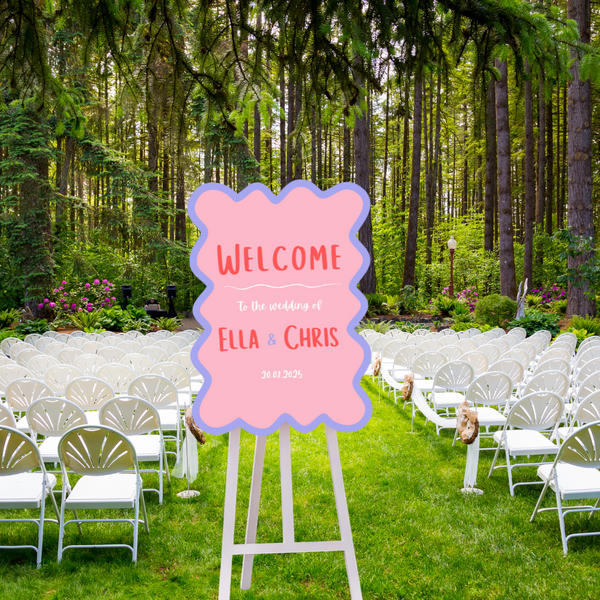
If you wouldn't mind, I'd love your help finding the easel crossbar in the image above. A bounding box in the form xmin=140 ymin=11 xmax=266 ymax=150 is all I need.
xmin=232 ymin=540 xmax=345 ymax=555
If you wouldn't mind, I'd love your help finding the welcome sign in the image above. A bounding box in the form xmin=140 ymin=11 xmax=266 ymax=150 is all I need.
xmin=188 ymin=181 xmax=372 ymax=435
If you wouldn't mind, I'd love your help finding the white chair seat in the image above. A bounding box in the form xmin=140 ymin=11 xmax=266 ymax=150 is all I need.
xmin=433 ymin=392 xmax=464 ymax=408
xmin=64 ymin=473 xmax=139 ymax=509
xmin=556 ymin=426 xmax=583 ymax=440
xmin=157 ymin=409 xmax=180 ymax=430
xmin=0 ymin=473 xmax=57 ymax=508
xmin=493 ymin=430 xmax=558 ymax=456
xmin=475 ymin=407 xmax=506 ymax=427
xmin=538 ymin=463 xmax=600 ymax=500
xmin=84 ymin=411 xmax=100 ymax=425
xmin=38 ymin=437 xmax=61 ymax=462
xmin=415 ymin=380 xmax=435 ymax=393
xmin=129 ymin=435 xmax=161 ymax=461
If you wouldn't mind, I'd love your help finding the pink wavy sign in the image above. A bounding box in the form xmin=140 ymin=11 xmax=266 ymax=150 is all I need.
xmin=188 ymin=181 xmax=371 ymax=435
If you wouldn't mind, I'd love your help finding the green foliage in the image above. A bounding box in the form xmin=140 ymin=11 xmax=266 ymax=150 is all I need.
xmin=393 ymin=321 xmax=430 ymax=333
xmin=526 ymin=294 xmax=543 ymax=309
xmin=123 ymin=319 xmax=154 ymax=334
xmin=570 ymin=316 xmax=600 ymax=337
xmin=13 ymin=319 xmax=50 ymax=335
xmin=450 ymin=304 xmax=473 ymax=323
xmin=69 ymin=310 xmax=103 ymax=330
xmin=395 ymin=286 xmax=422 ymax=315
xmin=508 ymin=310 xmax=561 ymax=337
xmin=155 ymin=317 xmax=181 ymax=332
xmin=365 ymin=293 xmax=389 ymax=317
xmin=433 ymin=295 xmax=457 ymax=317
xmin=355 ymin=320 xmax=396 ymax=334
xmin=0 ymin=329 xmax=23 ymax=342
xmin=0 ymin=308 xmax=20 ymax=329
xmin=567 ymin=328 xmax=594 ymax=349
xmin=554 ymin=229 xmax=600 ymax=300
xmin=450 ymin=322 xmax=493 ymax=332
xmin=475 ymin=295 xmax=517 ymax=328
xmin=552 ymin=300 xmax=567 ymax=315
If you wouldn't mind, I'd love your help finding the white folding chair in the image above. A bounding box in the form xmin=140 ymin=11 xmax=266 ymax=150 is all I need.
xmin=0 ymin=403 xmax=17 ymax=428
xmin=0 ymin=426 xmax=59 ymax=567
xmin=139 ymin=346 xmax=169 ymax=364
xmin=151 ymin=361 xmax=194 ymax=407
xmin=15 ymin=348 xmax=43 ymax=368
xmin=478 ymin=344 xmax=501 ymax=365
xmin=73 ymin=353 xmax=108 ymax=376
xmin=80 ymin=341 xmax=104 ymax=355
xmin=117 ymin=340 xmax=142 ymax=354
xmin=531 ymin=421 xmax=600 ymax=554
xmin=120 ymin=353 xmax=154 ymax=375
xmin=58 ymin=347 xmax=85 ymax=366
xmin=65 ymin=377 xmax=115 ymax=417
xmin=1 ymin=336 xmax=22 ymax=357
xmin=509 ymin=327 xmax=527 ymax=342
xmin=27 ymin=355 xmax=60 ymax=379
xmin=44 ymin=364 xmax=85 ymax=396
xmin=455 ymin=338 xmax=476 ymax=353
xmin=460 ymin=351 xmax=489 ymax=376
xmin=24 ymin=333 xmax=43 ymax=346
xmin=97 ymin=346 xmax=126 ymax=364
xmin=0 ymin=365 xmax=34 ymax=395
xmin=489 ymin=391 xmax=563 ymax=496
xmin=430 ymin=361 xmax=475 ymax=432
xmin=438 ymin=345 xmax=462 ymax=362
xmin=154 ymin=340 xmax=179 ymax=358
xmin=100 ymin=396 xmax=171 ymax=503
xmin=66 ymin=337 xmax=88 ymax=350
xmin=57 ymin=425 xmax=149 ymax=562
xmin=96 ymin=363 xmax=137 ymax=393
xmin=44 ymin=342 xmax=68 ymax=360
xmin=392 ymin=346 xmax=423 ymax=381
xmin=556 ymin=390 xmax=600 ymax=441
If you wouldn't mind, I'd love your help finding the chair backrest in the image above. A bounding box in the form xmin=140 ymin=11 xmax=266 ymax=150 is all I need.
xmin=0 ymin=365 xmax=34 ymax=392
xmin=381 ymin=340 xmax=405 ymax=362
xmin=412 ymin=329 xmax=429 ymax=337
xmin=489 ymin=358 xmax=524 ymax=387
xmin=438 ymin=345 xmax=462 ymax=363
xmin=509 ymin=327 xmax=527 ymax=342
xmin=81 ymin=341 xmax=104 ymax=355
xmin=514 ymin=341 xmax=536 ymax=364
xmin=58 ymin=347 xmax=85 ymax=365
xmin=128 ymin=374 xmax=179 ymax=408
xmin=0 ymin=355 xmax=15 ymax=367
xmin=24 ymin=333 xmax=43 ymax=346
xmin=174 ymin=332 xmax=195 ymax=344
xmin=538 ymin=347 xmax=571 ymax=365
xmin=27 ymin=397 xmax=87 ymax=437
xmin=467 ymin=328 xmax=481 ymax=337
xmin=433 ymin=361 xmax=475 ymax=391
xmin=577 ymin=372 xmax=600 ymax=402
xmin=419 ymin=340 xmax=442 ymax=352
xmin=523 ymin=371 xmax=570 ymax=400
xmin=15 ymin=348 xmax=43 ymax=367
xmin=1 ymin=336 xmax=22 ymax=357
xmin=527 ymin=336 xmax=544 ymax=356
xmin=58 ymin=425 xmax=137 ymax=475
xmin=532 ymin=358 xmax=571 ymax=380
xmin=576 ymin=345 xmax=600 ymax=368
xmin=554 ymin=421 xmax=600 ymax=469
xmin=151 ymin=361 xmax=192 ymax=390
xmin=460 ymin=351 xmax=489 ymax=376
xmin=579 ymin=336 xmax=600 ymax=353
xmin=0 ymin=426 xmax=43 ymax=474
xmin=10 ymin=342 xmax=33 ymax=359
xmin=97 ymin=345 xmax=126 ymax=364
xmin=102 ymin=336 xmax=123 ymax=347
xmin=139 ymin=346 xmax=169 ymax=364
xmin=96 ymin=363 xmax=137 ymax=393
xmin=477 ymin=344 xmax=500 ymax=364
xmin=117 ymin=339 xmax=143 ymax=354
xmin=455 ymin=338 xmax=476 ymax=353
xmin=506 ymin=391 xmax=564 ymax=431
xmin=533 ymin=329 xmax=552 ymax=346
xmin=365 ymin=333 xmax=381 ymax=346
xmin=502 ymin=334 xmax=519 ymax=349
xmin=465 ymin=372 xmax=512 ymax=406
xmin=54 ymin=333 xmax=70 ymax=344
xmin=574 ymin=359 xmax=600 ymax=386
xmin=100 ymin=396 xmax=161 ymax=435
xmin=393 ymin=346 xmax=423 ymax=371
xmin=502 ymin=348 xmax=531 ymax=369
xmin=44 ymin=364 xmax=85 ymax=395
xmin=126 ymin=330 xmax=143 ymax=339
xmin=572 ymin=391 xmax=600 ymax=425
xmin=65 ymin=377 xmax=115 ymax=410
xmin=391 ymin=331 xmax=410 ymax=341
xmin=26 ymin=354 xmax=60 ymax=378
xmin=84 ymin=332 xmax=103 ymax=342
xmin=70 ymin=330 xmax=87 ymax=338
xmin=73 ymin=353 xmax=108 ymax=376
xmin=67 ymin=336 xmax=88 ymax=350
xmin=411 ymin=351 xmax=447 ymax=379
xmin=0 ymin=403 xmax=17 ymax=428
xmin=154 ymin=340 xmax=179 ymax=357
xmin=34 ymin=337 xmax=55 ymax=353
xmin=5 ymin=378 xmax=54 ymax=411
xmin=120 ymin=353 xmax=154 ymax=375
xmin=470 ymin=335 xmax=488 ymax=348
xmin=136 ymin=336 xmax=156 ymax=348
xmin=554 ymin=332 xmax=577 ymax=352
xmin=44 ymin=342 xmax=67 ymax=359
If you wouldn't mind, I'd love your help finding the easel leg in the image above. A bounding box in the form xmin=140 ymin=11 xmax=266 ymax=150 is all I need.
xmin=279 ymin=422 xmax=295 ymax=543
xmin=240 ymin=435 xmax=267 ymax=590
xmin=325 ymin=425 xmax=363 ymax=600
xmin=219 ymin=427 xmax=241 ymax=600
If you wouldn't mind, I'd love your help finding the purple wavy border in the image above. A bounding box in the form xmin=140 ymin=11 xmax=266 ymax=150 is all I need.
xmin=187 ymin=180 xmax=372 ymax=435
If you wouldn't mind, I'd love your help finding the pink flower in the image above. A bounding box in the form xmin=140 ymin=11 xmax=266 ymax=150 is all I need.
xmin=107 ymin=303 xmax=112 ymax=308
xmin=63 ymin=292 xmax=67 ymax=296
xmin=58 ymin=286 xmax=63 ymax=291
xmin=53 ymin=288 xmax=58 ymax=293
xmin=43 ymin=298 xmax=49 ymax=303
xmin=85 ymin=283 xmax=90 ymax=288
xmin=86 ymin=303 xmax=92 ymax=308
xmin=38 ymin=303 xmax=43 ymax=308
xmin=104 ymin=286 xmax=110 ymax=292
xmin=71 ymin=304 xmax=76 ymax=309
xmin=94 ymin=279 xmax=100 ymax=284
xmin=62 ymin=280 xmax=67 ymax=285
xmin=87 ymin=307 xmax=93 ymax=312
xmin=49 ymin=302 xmax=55 ymax=308
xmin=102 ymin=279 xmax=108 ymax=284
xmin=82 ymin=297 xmax=88 ymax=302
xmin=78 ymin=308 xmax=83 ymax=312
xmin=111 ymin=296 xmax=116 ymax=301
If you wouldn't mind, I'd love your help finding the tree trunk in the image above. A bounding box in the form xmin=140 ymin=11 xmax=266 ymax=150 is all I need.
xmin=401 ymin=78 xmax=410 ymax=219
xmin=403 ymin=74 xmax=422 ymax=288
xmin=354 ymin=59 xmax=376 ymax=294
xmin=279 ymin=60 xmax=286 ymax=190
xmin=536 ymin=77 xmax=545 ymax=228
xmin=293 ymin=72 xmax=302 ymax=180
xmin=495 ymin=60 xmax=517 ymax=299
xmin=382 ymin=71 xmax=390 ymax=199
xmin=545 ymin=93 xmax=553 ymax=236
xmin=56 ymin=136 xmax=74 ymax=236
xmin=311 ymin=102 xmax=317 ymax=183
xmin=567 ymin=0 xmax=595 ymax=317
xmin=484 ymin=80 xmax=496 ymax=252
xmin=524 ymin=62 xmax=535 ymax=287
xmin=343 ymin=116 xmax=351 ymax=182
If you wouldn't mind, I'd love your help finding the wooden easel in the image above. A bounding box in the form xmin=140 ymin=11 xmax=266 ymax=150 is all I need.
xmin=218 ymin=423 xmax=363 ymax=599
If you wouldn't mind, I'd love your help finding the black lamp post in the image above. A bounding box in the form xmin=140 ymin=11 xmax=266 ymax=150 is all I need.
xmin=166 ymin=285 xmax=177 ymax=318
xmin=121 ymin=284 xmax=132 ymax=309
xmin=447 ymin=236 xmax=457 ymax=299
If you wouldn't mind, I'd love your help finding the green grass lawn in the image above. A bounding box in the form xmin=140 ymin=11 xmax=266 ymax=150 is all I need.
xmin=2 ymin=378 xmax=600 ymax=599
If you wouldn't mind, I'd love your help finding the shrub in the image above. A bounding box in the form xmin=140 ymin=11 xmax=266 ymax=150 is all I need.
xmin=552 ymin=299 xmax=567 ymax=315
xmin=0 ymin=308 xmax=20 ymax=329
xmin=433 ymin=295 xmax=456 ymax=316
xmin=41 ymin=278 xmax=118 ymax=318
xmin=526 ymin=294 xmax=543 ymax=309
xmin=529 ymin=284 xmax=566 ymax=306
xmin=393 ymin=321 xmax=430 ymax=333
xmin=570 ymin=316 xmax=600 ymax=337
xmin=475 ymin=294 xmax=517 ymax=328
xmin=365 ymin=293 xmax=389 ymax=317
xmin=396 ymin=286 xmax=422 ymax=315
xmin=155 ymin=317 xmax=181 ymax=332
xmin=456 ymin=286 xmax=479 ymax=312
xmin=508 ymin=310 xmax=561 ymax=337
xmin=450 ymin=303 xmax=473 ymax=323
xmin=567 ymin=328 xmax=594 ymax=349
xmin=0 ymin=329 xmax=23 ymax=343
xmin=14 ymin=319 xmax=50 ymax=335
xmin=355 ymin=320 xmax=395 ymax=334
xmin=450 ymin=322 xmax=493 ymax=332
xmin=69 ymin=310 xmax=103 ymax=330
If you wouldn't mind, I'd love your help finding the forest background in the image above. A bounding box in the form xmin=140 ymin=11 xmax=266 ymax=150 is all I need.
xmin=0 ymin=0 xmax=599 ymax=318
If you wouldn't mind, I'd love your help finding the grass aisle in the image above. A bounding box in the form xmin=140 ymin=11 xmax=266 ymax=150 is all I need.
xmin=1 ymin=378 xmax=600 ymax=599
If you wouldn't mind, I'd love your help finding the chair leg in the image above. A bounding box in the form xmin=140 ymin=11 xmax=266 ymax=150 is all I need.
xmin=556 ymin=488 xmax=569 ymax=555
xmin=505 ymin=446 xmax=515 ymax=496
xmin=58 ymin=492 xmax=66 ymax=563
xmin=488 ymin=443 xmax=502 ymax=477
xmin=589 ymin=497 xmax=600 ymax=519
xmin=73 ymin=509 xmax=83 ymax=535
xmin=452 ymin=428 xmax=459 ymax=447
xmin=133 ymin=488 xmax=139 ymax=563
xmin=37 ymin=487 xmax=46 ymax=569
xmin=140 ymin=487 xmax=149 ymax=534
xmin=531 ymin=477 xmax=551 ymax=522
xmin=164 ymin=447 xmax=171 ymax=483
